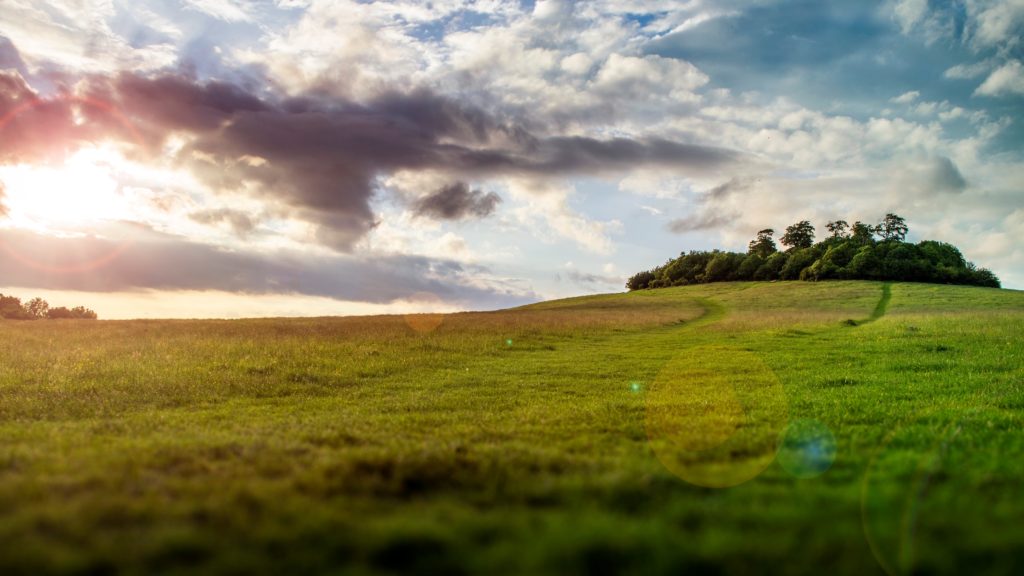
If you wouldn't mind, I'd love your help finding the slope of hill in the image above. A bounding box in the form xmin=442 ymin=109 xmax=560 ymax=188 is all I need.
xmin=0 ymin=281 xmax=1021 ymax=575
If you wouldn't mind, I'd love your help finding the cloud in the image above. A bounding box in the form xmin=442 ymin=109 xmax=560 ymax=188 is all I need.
xmin=593 ymin=53 xmax=708 ymax=101
xmin=891 ymin=90 xmax=920 ymax=104
xmin=0 ymin=70 xmax=85 ymax=164
xmin=188 ymin=208 xmax=258 ymax=236
xmin=412 ymin=182 xmax=501 ymax=220
xmin=974 ymin=60 xmax=1024 ymax=97
xmin=667 ymin=211 xmax=736 ymax=233
xmin=944 ymin=60 xmax=996 ymax=80
xmin=969 ymin=0 xmax=1024 ymax=50
xmin=0 ymin=225 xmax=535 ymax=308
xmin=927 ymin=156 xmax=968 ymax=193
xmin=506 ymin=179 xmax=624 ymax=255
xmin=1 ymin=72 xmax=738 ymax=252
xmin=0 ymin=1 xmax=177 ymax=74
xmin=183 ymin=0 xmax=254 ymax=23
xmin=564 ymin=269 xmax=622 ymax=287
xmin=893 ymin=155 xmax=968 ymax=196
xmin=0 ymin=36 xmax=27 ymax=75
xmin=703 ymin=177 xmax=755 ymax=202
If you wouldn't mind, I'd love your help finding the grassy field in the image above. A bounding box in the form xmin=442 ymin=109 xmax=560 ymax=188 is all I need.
xmin=0 ymin=281 xmax=1022 ymax=575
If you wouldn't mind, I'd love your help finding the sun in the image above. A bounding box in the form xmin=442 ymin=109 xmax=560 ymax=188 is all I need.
xmin=0 ymin=144 xmax=133 ymax=230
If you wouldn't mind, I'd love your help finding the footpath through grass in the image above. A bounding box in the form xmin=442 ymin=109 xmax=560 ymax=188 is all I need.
xmin=0 ymin=281 xmax=1021 ymax=575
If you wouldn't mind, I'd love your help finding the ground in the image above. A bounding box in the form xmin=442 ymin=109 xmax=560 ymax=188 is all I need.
xmin=0 ymin=281 xmax=1022 ymax=575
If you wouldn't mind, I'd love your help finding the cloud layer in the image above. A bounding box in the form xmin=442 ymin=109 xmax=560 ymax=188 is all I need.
xmin=0 ymin=0 xmax=1021 ymax=317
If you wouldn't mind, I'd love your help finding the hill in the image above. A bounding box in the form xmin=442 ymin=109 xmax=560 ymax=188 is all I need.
xmin=0 ymin=281 xmax=1022 ymax=575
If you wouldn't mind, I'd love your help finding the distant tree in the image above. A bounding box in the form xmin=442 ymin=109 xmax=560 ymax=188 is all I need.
xmin=917 ymin=240 xmax=966 ymax=269
xmin=781 ymin=221 xmax=815 ymax=250
xmin=846 ymin=244 xmax=881 ymax=278
xmin=46 ymin=307 xmax=74 ymax=319
xmin=626 ymin=270 xmax=655 ymax=290
xmin=703 ymin=252 xmax=745 ymax=283
xmin=826 ymin=220 xmax=850 ymax=239
xmin=0 ymin=294 xmax=29 ymax=320
xmin=754 ymin=252 xmax=788 ymax=281
xmin=877 ymin=213 xmax=909 ymax=242
xmin=804 ymin=242 xmax=858 ymax=281
xmin=780 ymin=247 xmax=818 ymax=280
xmin=25 ymin=297 xmax=49 ymax=319
xmin=69 ymin=306 xmax=98 ymax=320
xmin=970 ymin=267 xmax=1001 ymax=288
xmin=627 ymin=214 xmax=1000 ymax=290
xmin=736 ymin=253 xmax=764 ymax=280
xmin=747 ymin=228 xmax=777 ymax=258
xmin=703 ymin=253 xmax=733 ymax=283
xmin=851 ymin=221 xmax=875 ymax=244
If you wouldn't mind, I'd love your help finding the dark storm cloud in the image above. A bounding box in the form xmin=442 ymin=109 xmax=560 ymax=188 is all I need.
xmin=0 ymin=226 xmax=536 ymax=308
xmin=412 ymin=182 xmax=501 ymax=220
xmin=85 ymin=74 xmax=741 ymax=250
xmin=114 ymin=72 xmax=269 ymax=132
xmin=2 ymin=62 xmax=743 ymax=251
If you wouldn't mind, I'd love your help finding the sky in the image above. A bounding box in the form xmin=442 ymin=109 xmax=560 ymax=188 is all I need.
xmin=0 ymin=0 xmax=1021 ymax=319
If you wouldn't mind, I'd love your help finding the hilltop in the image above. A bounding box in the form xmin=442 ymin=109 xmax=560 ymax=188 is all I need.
xmin=628 ymin=214 xmax=1000 ymax=291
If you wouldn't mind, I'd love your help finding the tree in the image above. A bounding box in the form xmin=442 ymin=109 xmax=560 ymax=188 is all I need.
xmin=970 ymin=268 xmax=1001 ymax=288
xmin=851 ymin=221 xmax=875 ymax=244
xmin=754 ymin=252 xmax=787 ymax=281
xmin=47 ymin=307 xmax=74 ymax=319
xmin=780 ymin=247 xmax=818 ymax=280
xmin=627 ymin=213 xmax=1000 ymax=290
xmin=781 ymin=220 xmax=815 ymax=250
xmin=69 ymin=306 xmax=98 ymax=320
xmin=0 ymin=294 xmax=29 ymax=319
xmin=626 ymin=270 xmax=655 ymax=291
xmin=877 ymin=213 xmax=909 ymax=242
xmin=747 ymin=228 xmax=777 ymax=258
xmin=25 ymin=297 xmax=49 ymax=319
xmin=826 ymin=220 xmax=850 ymax=239
xmin=736 ymin=253 xmax=764 ymax=280
xmin=846 ymin=244 xmax=881 ymax=278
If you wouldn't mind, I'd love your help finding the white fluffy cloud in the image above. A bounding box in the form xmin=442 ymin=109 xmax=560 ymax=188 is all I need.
xmin=975 ymin=60 xmax=1024 ymax=96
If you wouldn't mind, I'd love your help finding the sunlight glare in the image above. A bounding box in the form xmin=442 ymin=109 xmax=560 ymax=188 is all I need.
xmin=0 ymin=145 xmax=131 ymax=229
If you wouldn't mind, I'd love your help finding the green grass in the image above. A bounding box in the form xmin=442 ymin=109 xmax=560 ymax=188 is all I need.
xmin=0 ymin=281 xmax=1022 ymax=575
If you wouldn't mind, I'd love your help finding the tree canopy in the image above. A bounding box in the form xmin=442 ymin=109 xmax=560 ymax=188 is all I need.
xmin=627 ymin=214 xmax=1000 ymax=291
xmin=0 ymin=294 xmax=97 ymax=320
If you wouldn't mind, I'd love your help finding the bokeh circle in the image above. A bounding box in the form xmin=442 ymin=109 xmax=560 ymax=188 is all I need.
xmin=645 ymin=345 xmax=788 ymax=488
xmin=860 ymin=406 xmax=1022 ymax=576
xmin=777 ymin=418 xmax=837 ymax=479
xmin=403 ymin=292 xmax=445 ymax=334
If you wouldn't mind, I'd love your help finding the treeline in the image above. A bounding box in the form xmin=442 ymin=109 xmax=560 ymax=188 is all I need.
xmin=627 ymin=214 xmax=1000 ymax=290
xmin=0 ymin=294 xmax=98 ymax=320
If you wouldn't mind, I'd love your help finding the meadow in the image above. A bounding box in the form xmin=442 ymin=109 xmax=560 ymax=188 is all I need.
xmin=0 ymin=281 xmax=1022 ymax=575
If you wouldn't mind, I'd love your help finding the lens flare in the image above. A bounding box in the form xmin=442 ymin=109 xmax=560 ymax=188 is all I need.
xmin=403 ymin=291 xmax=446 ymax=334
xmin=0 ymin=94 xmax=143 ymax=274
xmin=861 ymin=407 xmax=1020 ymax=576
xmin=777 ymin=419 xmax=836 ymax=479
xmin=645 ymin=346 xmax=788 ymax=488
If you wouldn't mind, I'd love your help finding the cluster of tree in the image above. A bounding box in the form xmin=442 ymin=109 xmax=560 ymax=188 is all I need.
xmin=0 ymin=294 xmax=98 ymax=320
xmin=627 ymin=214 xmax=1000 ymax=290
